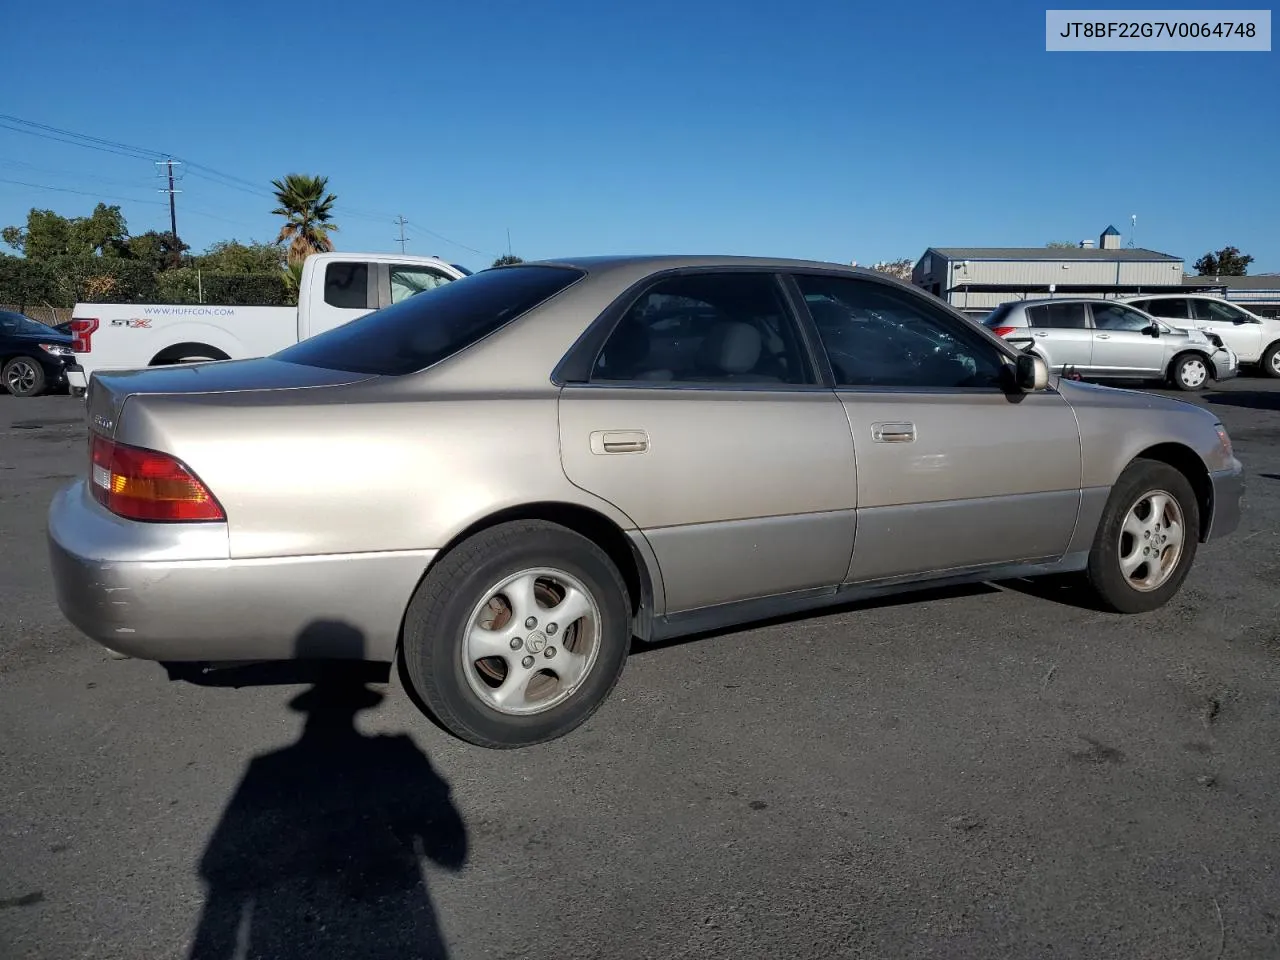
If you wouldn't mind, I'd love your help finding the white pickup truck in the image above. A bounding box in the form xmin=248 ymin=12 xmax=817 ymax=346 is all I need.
xmin=65 ymin=251 xmax=470 ymax=392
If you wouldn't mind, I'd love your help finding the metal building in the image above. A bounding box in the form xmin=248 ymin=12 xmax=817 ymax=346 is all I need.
xmin=1181 ymin=274 xmax=1280 ymax=319
xmin=912 ymin=226 xmax=1197 ymax=319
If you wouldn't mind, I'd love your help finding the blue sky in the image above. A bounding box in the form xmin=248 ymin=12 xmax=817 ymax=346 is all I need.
xmin=3 ymin=0 xmax=1277 ymax=273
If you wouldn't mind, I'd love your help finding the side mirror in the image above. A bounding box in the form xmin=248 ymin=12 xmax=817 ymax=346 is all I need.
xmin=1015 ymin=353 xmax=1049 ymax=392
xmin=1143 ymin=324 xmax=1161 ymax=337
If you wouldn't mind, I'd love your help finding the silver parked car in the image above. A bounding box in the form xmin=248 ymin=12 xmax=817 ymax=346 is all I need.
xmin=983 ymin=298 xmax=1238 ymax=391
xmin=48 ymin=256 xmax=1244 ymax=748
xmin=1122 ymin=294 xmax=1280 ymax=378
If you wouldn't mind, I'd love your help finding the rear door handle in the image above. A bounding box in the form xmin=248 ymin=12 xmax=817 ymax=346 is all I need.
xmin=590 ymin=430 xmax=649 ymax=455
xmin=1034 ymin=331 xmax=1049 ymax=337
xmin=871 ymin=421 xmax=916 ymax=443
xmin=1096 ymin=333 xmax=1111 ymax=339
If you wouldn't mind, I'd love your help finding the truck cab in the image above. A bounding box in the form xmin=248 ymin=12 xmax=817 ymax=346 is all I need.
xmin=297 ymin=252 xmax=470 ymax=339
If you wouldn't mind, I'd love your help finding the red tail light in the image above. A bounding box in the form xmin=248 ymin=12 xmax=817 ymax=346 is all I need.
xmin=990 ymin=325 xmax=1017 ymax=337
xmin=70 ymin=318 xmax=99 ymax=353
xmin=90 ymin=434 xmax=225 ymax=522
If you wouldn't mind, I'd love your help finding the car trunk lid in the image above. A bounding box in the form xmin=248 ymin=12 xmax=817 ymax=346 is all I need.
xmin=85 ymin=357 xmax=376 ymax=439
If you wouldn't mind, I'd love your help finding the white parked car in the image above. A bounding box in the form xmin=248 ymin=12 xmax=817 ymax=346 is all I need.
xmin=1122 ymin=294 xmax=1280 ymax=378
xmin=64 ymin=252 xmax=468 ymax=392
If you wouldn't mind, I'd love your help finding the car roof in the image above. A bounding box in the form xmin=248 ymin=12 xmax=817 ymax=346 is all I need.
xmin=1005 ymin=297 xmax=1126 ymax=307
xmin=518 ymin=253 xmax=889 ymax=280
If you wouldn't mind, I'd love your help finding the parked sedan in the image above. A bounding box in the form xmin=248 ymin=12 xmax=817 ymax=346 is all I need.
xmin=48 ymin=257 xmax=1244 ymax=748
xmin=983 ymin=298 xmax=1237 ymax=391
xmin=1123 ymin=294 xmax=1280 ymax=378
xmin=0 ymin=310 xmax=77 ymax=397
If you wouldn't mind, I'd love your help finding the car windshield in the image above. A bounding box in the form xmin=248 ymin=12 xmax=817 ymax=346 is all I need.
xmin=274 ymin=265 xmax=584 ymax=376
xmin=0 ymin=311 xmax=55 ymax=337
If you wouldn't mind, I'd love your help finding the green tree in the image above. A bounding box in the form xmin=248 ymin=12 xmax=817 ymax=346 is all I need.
xmin=1046 ymin=241 xmax=1078 ymax=249
xmin=1194 ymin=246 xmax=1254 ymax=276
xmin=1 ymin=204 xmax=128 ymax=259
xmin=125 ymin=231 xmax=189 ymax=271
xmin=492 ymin=254 xmax=524 ymax=267
xmin=196 ymin=239 xmax=285 ymax=274
xmin=270 ymin=174 xmax=338 ymax=266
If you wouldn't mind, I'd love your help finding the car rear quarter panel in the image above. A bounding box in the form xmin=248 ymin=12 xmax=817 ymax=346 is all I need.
xmin=116 ymin=388 xmax=640 ymax=560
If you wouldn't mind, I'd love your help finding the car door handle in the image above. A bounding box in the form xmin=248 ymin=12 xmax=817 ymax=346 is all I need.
xmin=871 ymin=421 xmax=916 ymax=443
xmin=590 ymin=430 xmax=649 ymax=455
xmin=1096 ymin=333 xmax=1112 ymax=339
xmin=1034 ymin=331 xmax=1049 ymax=337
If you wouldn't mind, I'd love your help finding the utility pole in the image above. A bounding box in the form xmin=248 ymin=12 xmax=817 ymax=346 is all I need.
xmin=155 ymin=159 xmax=182 ymax=238
xmin=395 ymin=215 xmax=409 ymax=253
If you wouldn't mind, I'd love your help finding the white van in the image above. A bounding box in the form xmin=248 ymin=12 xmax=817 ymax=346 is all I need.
xmin=65 ymin=251 xmax=469 ymax=391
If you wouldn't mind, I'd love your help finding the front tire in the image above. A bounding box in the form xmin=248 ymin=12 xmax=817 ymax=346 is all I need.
xmin=1083 ymin=459 xmax=1200 ymax=614
xmin=1170 ymin=352 xmax=1210 ymax=391
xmin=1260 ymin=341 xmax=1280 ymax=379
xmin=402 ymin=520 xmax=632 ymax=748
xmin=3 ymin=356 xmax=46 ymax=397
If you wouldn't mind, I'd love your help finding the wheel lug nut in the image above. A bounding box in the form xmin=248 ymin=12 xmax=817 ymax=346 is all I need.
xmin=509 ymin=637 xmax=523 ymax=650
xmin=1144 ymin=531 xmax=1150 ymax=539
xmin=524 ymin=617 xmax=537 ymax=629
xmin=546 ymin=622 xmax=558 ymax=636
xmin=521 ymin=655 xmax=535 ymax=669
xmin=545 ymin=646 xmax=556 ymax=659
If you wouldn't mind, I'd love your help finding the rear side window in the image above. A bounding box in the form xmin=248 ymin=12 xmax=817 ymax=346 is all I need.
xmin=1145 ymin=298 xmax=1190 ymax=320
xmin=276 ymin=265 xmax=583 ymax=375
xmin=1026 ymin=303 xmax=1089 ymax=329
xmin=323 ymin=262 xmax=370 ymax=309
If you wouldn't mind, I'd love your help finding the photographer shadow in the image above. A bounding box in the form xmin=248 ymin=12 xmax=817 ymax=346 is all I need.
xmin=187 ymin=621 xmax=467 ymax=960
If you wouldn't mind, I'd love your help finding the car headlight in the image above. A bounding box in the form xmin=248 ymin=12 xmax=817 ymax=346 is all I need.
xmin=39 ymin=343 xmax=73 ymax=357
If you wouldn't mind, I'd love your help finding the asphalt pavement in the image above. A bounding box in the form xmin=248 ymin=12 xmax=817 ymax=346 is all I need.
xmin=2 ymin=379 xmax=1278 ymax=960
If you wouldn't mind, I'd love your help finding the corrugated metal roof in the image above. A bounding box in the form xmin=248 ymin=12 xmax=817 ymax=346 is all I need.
xmin=1184 ymin=274 xmax=1280 ymax=289
xmin=929 ymin=247 xmax=1181 ymax=262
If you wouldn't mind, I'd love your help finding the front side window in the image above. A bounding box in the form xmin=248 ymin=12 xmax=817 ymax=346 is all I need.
xmin=1026 ymin=303 xmax=1089 ymax=329
xmin=590 ymin=273 xmax=813 ymax=385
xmin=276 ymin=265 xmax=583 ymax=376
xmin=390 ymin=266 xmax=454 ymax=304
xmin=1091 ymin=303 xmax=1154 ymax=332
xmin=795 ymin=274 xmax=1006 ymax=389
xmin=323 ymin=262 xmax=369 ymax=309
xmin=1192 ymin=299 xmax=1250 ymax=323
xmin=1144 ymin=298 xmax=1190 ymax=320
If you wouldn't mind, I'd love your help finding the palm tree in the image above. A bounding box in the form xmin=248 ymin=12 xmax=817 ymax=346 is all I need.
xmin=270 ymin=174 xmax=339 ymax=266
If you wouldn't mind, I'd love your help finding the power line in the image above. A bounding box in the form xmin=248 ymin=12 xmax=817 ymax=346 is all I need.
xmin=0 ymin=113 xmax=502 ymax=258
xmin=395 ymin=214 xmax=409 ymax=253
xmin=0 ymin=176 xmax=168 ymax=207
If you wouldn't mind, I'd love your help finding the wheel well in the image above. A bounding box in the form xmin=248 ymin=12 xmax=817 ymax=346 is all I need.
xmin=1131 ymin=443 xmax=1212 ymax=539
xmin=431 ymin=502 xmax=654 ymax=632
xmin=149 ymin=342 xmax=230 ymax=365
xmin=1167 ymin=349 xmax=1214 ymax=379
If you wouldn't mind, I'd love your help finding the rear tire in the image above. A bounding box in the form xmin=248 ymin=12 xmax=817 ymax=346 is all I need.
xmin=3 ymin=356 xmax=46 ymax=397
xmin=1169 ymin=352 xmax=1210 ymax=391
xmin=402 ymin=520 xmax=632 ymax=748
xmin=1082 ymin=459 xmax=1199 ymax=614
xmin=1261 ymin=341 xmax=1280 ymax=379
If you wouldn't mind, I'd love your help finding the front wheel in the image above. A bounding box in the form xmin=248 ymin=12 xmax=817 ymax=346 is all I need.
xmin=3 ymin=356 xmax=46 ymax=397
xmin=1170 ymin=353 xmax=1210 ymax=391
xmin=402 ymin=520 xmax=632 ymax=748
xmin=1260 ymin=341 xmax=1280 ymax=379
xmin=1082 ymin=459 xmax=1200 ymax=614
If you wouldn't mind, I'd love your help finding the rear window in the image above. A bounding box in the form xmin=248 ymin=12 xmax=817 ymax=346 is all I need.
xmin=275 ymin=265 xmax=584 ymax=376
xmin=983 ymin=303 xmax=1014 ymax=327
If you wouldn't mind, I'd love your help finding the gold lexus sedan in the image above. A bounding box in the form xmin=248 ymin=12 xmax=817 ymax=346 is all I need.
xmin=48 ymin=256 xmax=1244 ymax=748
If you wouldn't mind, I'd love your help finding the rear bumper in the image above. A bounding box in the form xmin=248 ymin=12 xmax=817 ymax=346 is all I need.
xmin=47 ymin=481 xmax=434 ymax=663
xmin=1205 ymin=461 xmax=1244 ymax=542
xmin=66 ymin=364 xmax=87 ymax=390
